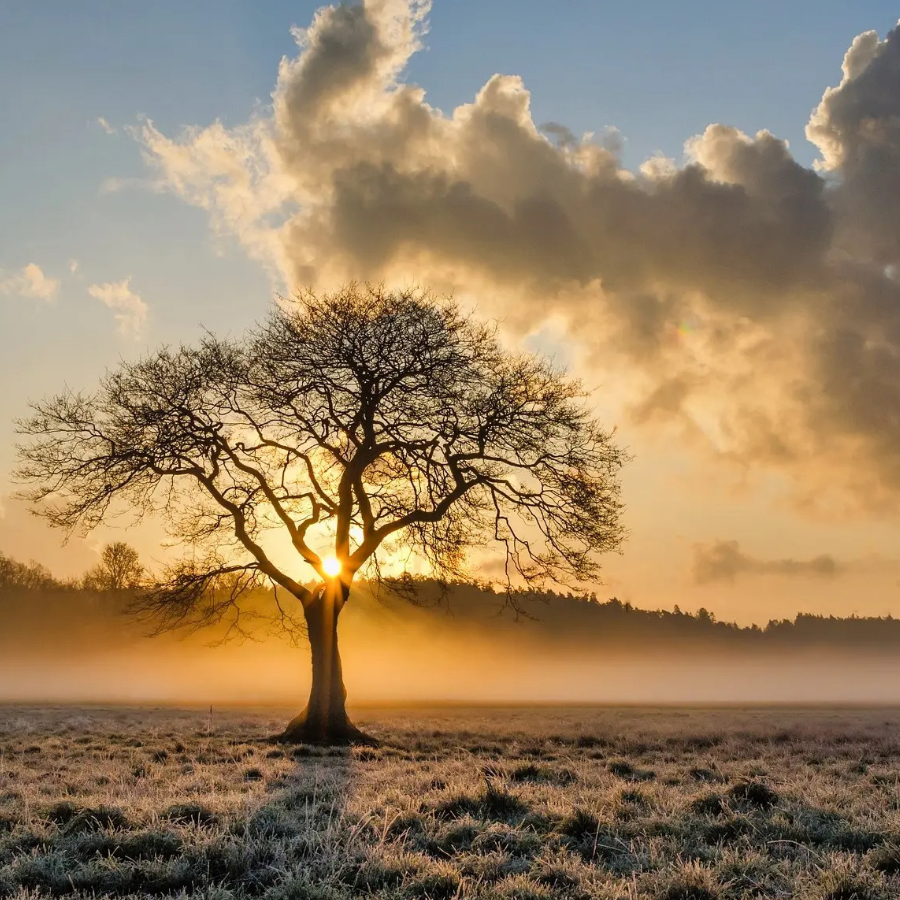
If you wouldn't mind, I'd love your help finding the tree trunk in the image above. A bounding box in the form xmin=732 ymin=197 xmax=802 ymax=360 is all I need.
xmin=275 ymin=579 xmax=375 ymax=746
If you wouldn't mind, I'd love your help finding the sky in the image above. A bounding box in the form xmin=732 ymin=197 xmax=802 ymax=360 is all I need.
xmin=3 ymin=0 xmax=900 ymax=626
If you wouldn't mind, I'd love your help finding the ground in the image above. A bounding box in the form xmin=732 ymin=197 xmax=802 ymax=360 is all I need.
xmin=1 ymin=706 xmax=900 ymax=899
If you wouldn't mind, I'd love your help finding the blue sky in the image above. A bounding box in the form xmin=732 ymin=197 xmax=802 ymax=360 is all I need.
xmin=3 ymin=2 xmax=900 ymax=621
xmin=3 ymin=1 xmax=897 ymax=338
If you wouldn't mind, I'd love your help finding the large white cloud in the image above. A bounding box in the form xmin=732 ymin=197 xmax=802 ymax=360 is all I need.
xmin=132 ymin=3 xmax=900 ymax=517
xmin=808 ymin=27 xmax=900 ymax=264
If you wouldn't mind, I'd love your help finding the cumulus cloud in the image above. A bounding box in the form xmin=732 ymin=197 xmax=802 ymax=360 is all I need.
xmin=96 ymin=117 xmax=117 ymax=135
xmin=807 ymin=27 xmax=900 ymax=264
xmin=130 ymin=3 xmax=900 ymax=516
xmin=0 ymin=263 xmax=59 ymax=301
xmin=692 ymin=540 xmax=841 ymax=584
xmin=88 ymin=278 xmax=148 ymax=338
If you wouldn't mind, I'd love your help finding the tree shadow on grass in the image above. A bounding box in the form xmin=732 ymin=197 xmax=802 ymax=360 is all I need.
xmin=0 ymin=708 xmax=585 ymax=900
xmin=0 ymin=710 xmax=366 ymax=899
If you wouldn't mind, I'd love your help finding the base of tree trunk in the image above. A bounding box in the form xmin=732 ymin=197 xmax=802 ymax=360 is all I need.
xmin=269 ymin=710 xmax=379 ymax=747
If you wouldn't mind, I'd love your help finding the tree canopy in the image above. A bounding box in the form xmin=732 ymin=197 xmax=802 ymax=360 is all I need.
xmin=82 ymin=542 xmax=144 ymax=592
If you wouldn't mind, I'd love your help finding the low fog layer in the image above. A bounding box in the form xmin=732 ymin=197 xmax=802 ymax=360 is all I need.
xmin=4 ymin=580 xmax=900 ymax=705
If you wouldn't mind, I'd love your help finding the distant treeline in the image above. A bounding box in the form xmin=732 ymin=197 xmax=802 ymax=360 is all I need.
xmin=390 ymin=580 xmax=900 ymax=653
xmin=3 ymin=547 xmax=900 ymax=656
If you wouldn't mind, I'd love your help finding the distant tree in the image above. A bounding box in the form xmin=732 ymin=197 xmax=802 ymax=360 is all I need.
xmin=82 ymin=542 xmax=144 ymax=591
xmin=16 ymin=284 xmax=626 ymax=744
xmin=0 ymin=551 xmax=60 ymax=591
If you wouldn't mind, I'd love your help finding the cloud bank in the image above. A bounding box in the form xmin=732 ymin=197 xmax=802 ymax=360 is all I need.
xmin=132 ymin=2 xmax=900 ymax=517
xmin=692 ymin=540 xmax=841 ymax=585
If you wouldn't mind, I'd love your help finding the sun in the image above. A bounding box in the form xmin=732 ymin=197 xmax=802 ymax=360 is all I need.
xmin=322 ymin=555 xmax=342 ymax=577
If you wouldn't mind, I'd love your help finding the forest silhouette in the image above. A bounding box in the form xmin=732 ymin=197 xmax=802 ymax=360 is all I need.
xmin=5 ymin=546 xmax=900 ymax=658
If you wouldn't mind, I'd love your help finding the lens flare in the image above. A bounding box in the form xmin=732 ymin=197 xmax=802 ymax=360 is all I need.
xmin=322 ymin=556 xmax=342 ymax=577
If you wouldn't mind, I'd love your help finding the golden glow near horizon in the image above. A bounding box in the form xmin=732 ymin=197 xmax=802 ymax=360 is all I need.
xmin=322 ymin=555 xmax=342 ymax=577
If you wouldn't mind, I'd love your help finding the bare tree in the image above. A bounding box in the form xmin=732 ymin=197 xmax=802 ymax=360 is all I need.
xmin=0 ymin=552 xmax=60 ymax=591
xmin=16 ymin=285 xmax=626 ymax=744
xmin=82 ymin=541 xmax=144 ymax=591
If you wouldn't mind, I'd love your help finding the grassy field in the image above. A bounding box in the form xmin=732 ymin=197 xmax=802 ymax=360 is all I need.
xmin=2 ymin=706 xmax=900 ymax=899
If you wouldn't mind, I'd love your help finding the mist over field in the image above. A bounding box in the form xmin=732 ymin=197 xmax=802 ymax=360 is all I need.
xmin=5 ymin=580 xmax=900 ymax=706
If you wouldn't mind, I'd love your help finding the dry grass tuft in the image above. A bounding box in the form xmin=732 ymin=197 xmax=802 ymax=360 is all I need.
xmin=1 ymin=705 xmax=899 ymax=898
